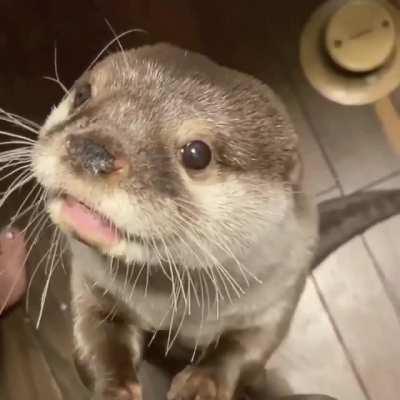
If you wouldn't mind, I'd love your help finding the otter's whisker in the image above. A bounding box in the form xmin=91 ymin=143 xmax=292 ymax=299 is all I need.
xmin=21 ymin=205 xmax=48 ymax=241
xmin=128 ymin=262 xmax=146 ymax=301
xmin=164 ymin=260 xmax=189 ymax=353
xmin=85 ymin=28 xmax=147 ymax=75
xmin=109 ymin=259 xmax=119 ymax=294
xmin=168 ymin=215 xmax=224 ymax=319
xmin=0 ymin=130 xmax=35 ymax=143
xmin=104 ymin=19 xmax=130 ymax=71
xmin=166 ymin=297 xmax=178 ymax=355
xmin=25 ymin=214 xmax=51 ymax=311
xmin=0 ymin=149 xmax=31 ymax=160
xmin=191 ymin=269 xmax=206 ymax=362
xmin=0 ymin=111 xmax=40 ymax=130
xmin=10 ymin=181 xmax=42 ymax=226
xmin=97 ymin=301 xmax=120 ymax=329
xmin=160 ymin=233 xmax=187 ymax=307
xmin=214 ymin=266 xmax=235 ymax=304
xmin=44 ymin=76 xmax=69 ymax=96
xmin=0 ymin=108 xmax=40 ymax=129
xmin=8 ymin=200 xmax=42 ymax=229
xmin=0 ymin=140 xmax=35 ymax=147
xmin=0 ymin=108 xmax=39 ymax=134
xmin=122 ymin=260 xmax=130 ymax=295
xmin=36 ymin=228 xmax=61 ymax=328
xmin=144 ymin=262 xmax=151 ymax=298
xmin=152 ymin=236 xmax=178 ymax=311
xmin=44 ymin=225 xmax=60 ymax=276
xmin=186 ymin=270 xmax=192 ymax=315
xmin=148 ymin=232 xmax=171 ymax=280
xmin=188 ymin=269 xmax=200 ymax=308
xmin=22 ymin=189 xmax=48 ymax=234
xmin=200 ymin=269 xmax=211 ymax=316
xmin=174 ymin=200 xmax=261 ymax=287
xmin=148 ymin=303 xmax=171 ymax=347
xmin=0 ymin=176 xmax=33 ymax=211
xmin=171 ymin=213 xmax=227 ymax=298
xmin=166 ymin=305 xmax=187 ymax=355
xmin=43 ymin=43 xmax=70 ymax=96
xmin=0 ymin=151 xmax=33 ymax=164
xmin=0 ymin=159 xmax=31 ymax=173
xmin=206 ymin=268 xmax=220 ymax=319
xmin=0 ymin=164 xmax=31 ymax=184
xmin=215 ymin=232 xmax=262 ymax=285
xmin=0 ymin=149 xmax=32 ymax=164
xmin=101 ymin=257 xmax=114 ymax=296
xmin=0 ymin=172 xmax=33 ymax=206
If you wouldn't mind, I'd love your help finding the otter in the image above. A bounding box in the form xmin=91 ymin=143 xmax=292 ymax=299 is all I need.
xmin=18 ymin=43 xmax=400 ymax=400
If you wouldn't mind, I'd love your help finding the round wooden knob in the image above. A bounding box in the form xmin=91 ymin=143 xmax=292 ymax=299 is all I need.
xmin=325 ymin=0 xmax=396 ymax=73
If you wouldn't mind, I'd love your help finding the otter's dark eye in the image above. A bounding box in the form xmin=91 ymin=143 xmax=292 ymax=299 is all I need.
xmin=73 ymin=83 xmax=91 ymax=108
xmin=180 ymin=140 xmax=212 ymax=170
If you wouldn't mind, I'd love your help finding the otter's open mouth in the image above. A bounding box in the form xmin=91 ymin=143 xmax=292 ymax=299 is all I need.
xmin=50 ymin=193 xmax=159 ymax=250
xmin=59 ymin=194 xmax=122 ymax=247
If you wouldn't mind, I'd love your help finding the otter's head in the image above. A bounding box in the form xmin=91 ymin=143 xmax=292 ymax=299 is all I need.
xmin=32 ymin=43 xmax=300 ymax=269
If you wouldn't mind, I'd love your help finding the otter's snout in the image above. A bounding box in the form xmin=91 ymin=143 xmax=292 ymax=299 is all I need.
xmin=66 ymin=135 xmax=120 ymax=176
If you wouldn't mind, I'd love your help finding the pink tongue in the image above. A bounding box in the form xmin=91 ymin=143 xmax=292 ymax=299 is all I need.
xmin=61 ymin=197 xmax=121 ymax=246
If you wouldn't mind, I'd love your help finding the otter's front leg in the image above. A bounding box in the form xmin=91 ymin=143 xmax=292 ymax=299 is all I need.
xmin=72 ymin=278 xmax=143 ymax=400
xmin=168 ymin=327 xmax=286 ymax=400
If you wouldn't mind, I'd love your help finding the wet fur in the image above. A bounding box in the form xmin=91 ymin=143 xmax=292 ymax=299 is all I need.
xmin=32 ymin=43 xmax=319 ymax=399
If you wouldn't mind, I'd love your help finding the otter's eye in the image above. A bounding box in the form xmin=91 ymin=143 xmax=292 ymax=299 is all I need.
xmin=180 ymin=140 xmax=212 ymax=170
xmin=73 ymin=83 xmax=91 ymax=108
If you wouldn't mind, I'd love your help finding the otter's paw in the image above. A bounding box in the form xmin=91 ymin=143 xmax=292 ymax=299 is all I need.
xmin=167 ymin=366 xmax=232 ymax=400
xmin=94 ymin=382 xmax=142 ymax=400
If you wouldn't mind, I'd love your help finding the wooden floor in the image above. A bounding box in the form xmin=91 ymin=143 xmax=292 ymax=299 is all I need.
xmin=0 ymin=1 xmax=400 ymax=400
xmin=259 ymin=3 xmax=400 ymax=399
xmin=268 ymin=70 xmax=400 ymax=400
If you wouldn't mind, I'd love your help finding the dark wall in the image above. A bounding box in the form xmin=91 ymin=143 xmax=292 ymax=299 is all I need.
xmin=0 ymin=0 xmax=323 ymax=122
xmin=1 ymin=0 xmax=399 ymax=122
xmin=0 ymin=0 xmax=207 ymax=122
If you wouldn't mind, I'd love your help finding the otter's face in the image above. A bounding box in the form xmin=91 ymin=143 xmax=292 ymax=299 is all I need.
xmin=32 ymin=44 xmax=300 ymax=268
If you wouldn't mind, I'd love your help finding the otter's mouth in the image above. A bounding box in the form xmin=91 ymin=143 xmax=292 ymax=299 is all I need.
xmin=50 ymin=193 xmax=163 ymax=250
xmin=58 ymin=194 xmax=123 ymax=247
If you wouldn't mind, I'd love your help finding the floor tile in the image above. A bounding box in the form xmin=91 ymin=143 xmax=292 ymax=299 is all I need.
xmin=269 ymin=280 xmax=367 ymax=400
xmin=314 ymin=237 xmax=400 ymax=400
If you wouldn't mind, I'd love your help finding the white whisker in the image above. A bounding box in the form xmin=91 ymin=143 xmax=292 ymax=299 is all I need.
xmin=4 ymin=112 xmax=40 ymax=130
xmin=36 ymin=228 xmax=61 ymax=328
xmin=85 ymin=28 xmax=147 ymax=74
xmin=44 ymin=76 xmax=69 ymax=96
xmin=0 ymin=130 xmax=35 ymax=143
xmin=104 ymin=19 xmax=130 ymax=70
xmin=0 ymin=108 xmax=39 ymax=134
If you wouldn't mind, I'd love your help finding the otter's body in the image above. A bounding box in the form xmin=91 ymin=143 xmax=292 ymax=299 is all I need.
xmin=32 ymin=43 xmax=319 ymax=399
xmin=70 ymin=189 xmax=317 ymax=350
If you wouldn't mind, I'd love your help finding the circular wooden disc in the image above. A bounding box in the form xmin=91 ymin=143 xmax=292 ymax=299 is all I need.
xmin=326 ymin=0 xmax=396 ymax=73
xmin=300 ymin=0 xmax=400 ymax=105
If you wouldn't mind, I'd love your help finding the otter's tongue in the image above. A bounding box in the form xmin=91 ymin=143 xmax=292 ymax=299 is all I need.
xmin=61 ymin=196 xmax=121 ymax=246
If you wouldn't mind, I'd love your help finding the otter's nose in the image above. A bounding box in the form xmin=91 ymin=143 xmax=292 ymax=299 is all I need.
xmin=66 ymin=135 xmax=118 ymax=176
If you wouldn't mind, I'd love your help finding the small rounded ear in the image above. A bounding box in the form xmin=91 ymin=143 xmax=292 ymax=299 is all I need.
xmin=287 ymin=152 xmax=303 ymax=188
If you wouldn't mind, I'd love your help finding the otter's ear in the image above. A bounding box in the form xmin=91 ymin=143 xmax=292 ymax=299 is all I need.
xmin=287 ymin=152 xmax=303 ymax=187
